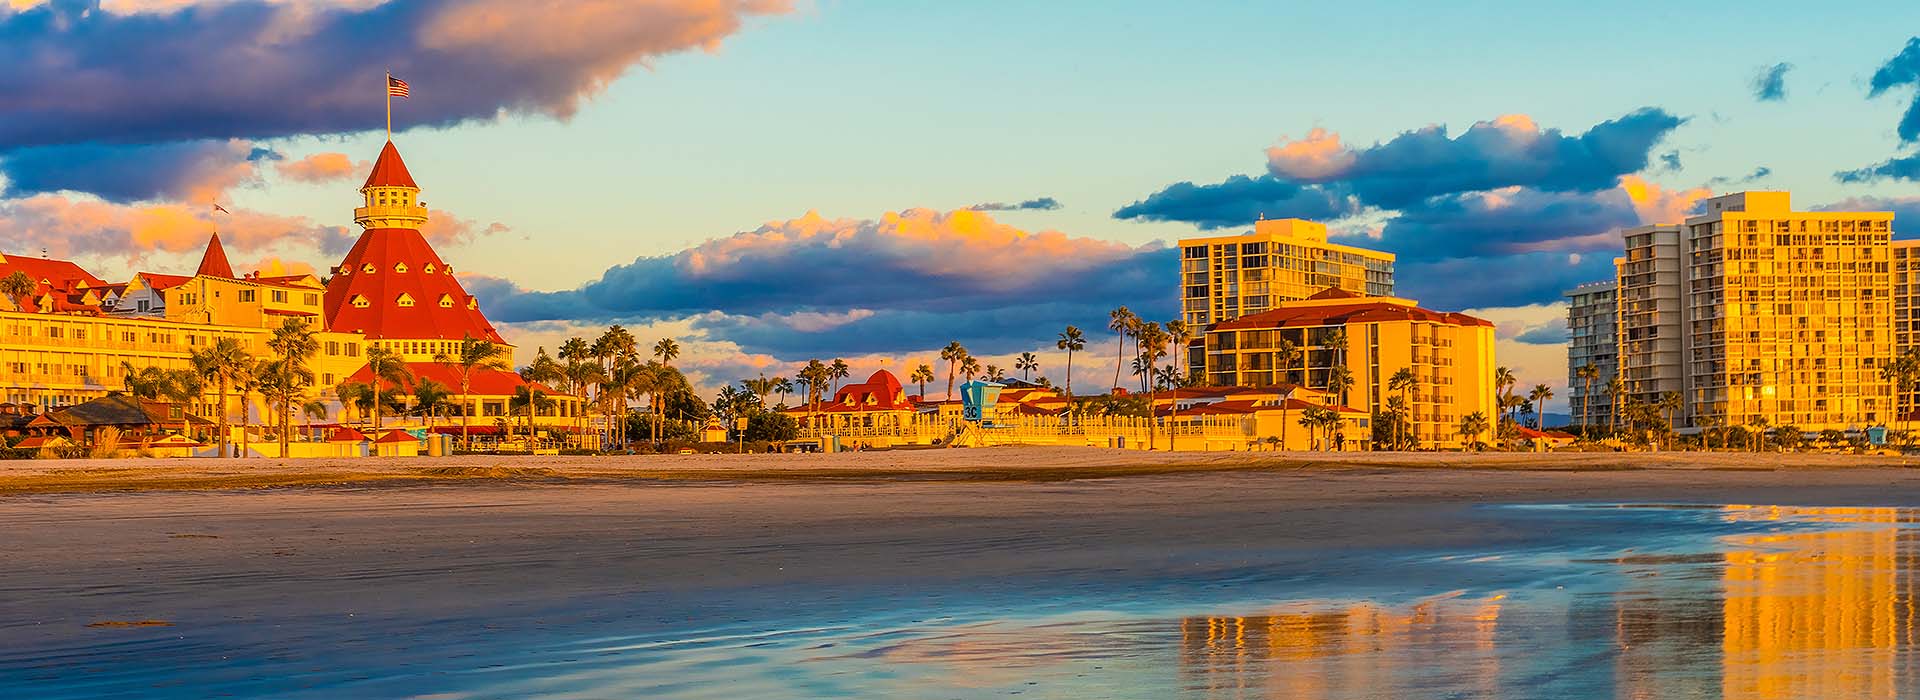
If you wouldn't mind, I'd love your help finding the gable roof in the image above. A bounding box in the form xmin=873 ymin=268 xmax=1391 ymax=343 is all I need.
xmin=1212 ymin=297 xmax=1493 ymax=331
xmin=51 ymin=394 xmax=169 ymax=427
xmin=344 ymin=361 xmax=564 ymax=397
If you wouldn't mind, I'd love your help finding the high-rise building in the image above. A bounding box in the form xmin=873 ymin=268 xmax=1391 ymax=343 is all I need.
xmin=1178 ymin=219 xmax=1395 ymax=328
xmin=1678 ymin=193 xmax=1894 ymax=432
xmin=1894 ymin=240 xmax=1920 ymax=419
xmin=1193 ymin=288 xmax=1497 ymax=449
xmin=1615 ymin=225 xmax=1686 ymax=410
xmin=1563 ymin=280 xmax=1618 ymax=429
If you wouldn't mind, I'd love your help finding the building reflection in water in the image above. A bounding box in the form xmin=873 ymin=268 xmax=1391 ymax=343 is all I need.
xmin=1177 ymin=506 xmax=1920 ymax=699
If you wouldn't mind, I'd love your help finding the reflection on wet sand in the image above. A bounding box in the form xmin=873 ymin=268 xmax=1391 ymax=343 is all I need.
xmin=1178 ymin=506 xmax=1920 ymax=699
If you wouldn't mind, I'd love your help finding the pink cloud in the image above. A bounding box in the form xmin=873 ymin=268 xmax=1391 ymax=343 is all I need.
xmin=277 ymin=152 xmax=367 ymax=184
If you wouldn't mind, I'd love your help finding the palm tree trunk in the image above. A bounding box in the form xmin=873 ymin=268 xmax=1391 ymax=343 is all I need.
xmin=1065 ymin=350 xmax=1074 ymax=397
xmin=461 ymin=374 xmax=472 ymax=451
xmin=216 ymin=381 xmax=230 ymax=458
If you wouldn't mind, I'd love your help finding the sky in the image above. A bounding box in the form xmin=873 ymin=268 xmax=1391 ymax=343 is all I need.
xmin=4 ymin=1 xmax=1920 ymax=413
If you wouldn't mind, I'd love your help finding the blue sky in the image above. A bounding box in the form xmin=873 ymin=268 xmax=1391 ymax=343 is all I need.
xmin=4 ymin=1 xmax=1920 ymax=409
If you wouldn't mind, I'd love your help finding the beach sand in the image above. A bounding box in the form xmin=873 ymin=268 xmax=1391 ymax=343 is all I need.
xmin=8 ymin=446 xmax=1920 ymax=683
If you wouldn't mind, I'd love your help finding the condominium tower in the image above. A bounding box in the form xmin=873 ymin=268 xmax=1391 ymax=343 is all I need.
xmin=1893 ymin=240 xmax=1920 ymax=417
xmin=1563 ymin=280 xmax=1618 ymax=429
xmin=1577 ymin=192 xmax=1896 ymax=433
xmin=1179 ymin=218 xmax=1395 ymax=328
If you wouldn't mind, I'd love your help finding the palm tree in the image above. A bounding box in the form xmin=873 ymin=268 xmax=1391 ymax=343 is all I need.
xmin=594 ymin=325 xmax=637 ymax=446
xmin=1015 ymin=352 xmax=1039 ymax=381
xmin=774 ymin=376 xmax=794 ymax=408
xmin=1384 ymin=395 xmax=1410 ymax=450
xmin=828 ymin=358 xmax=851 ymax=394
xmin=1325 ymin=366 xmax=1353 ymax=410
xmin=1109 ymin=306 xmax=1136 ymax=394
xmin=1575 ymin=362 xmax=1599 ymax=433
xmin=941 ymin=341 xmax=967 ymax=400
xmin=509 ymin=385 xmax=553 ymax=447
xmin=413 ymin=379 xmax=453 ymax=429
xmin=434 ymin=335 xmax=510 ymax=451
xmin=190 ymin=337 xmax=252 ymax=458
xmin=1883 ymin=349 xmax=1920 ymax=438
xmin=265 ymin=318 xmax=318 ymax=456
xmin=652 ymin=338 xmax=682 ymax=444
xmin=236 ymin=364 xmax=262 ymax=457
xmin=1457 ymin=411 xmax=1490 ymax=451
xmin=1132 ymin=321 xmax=1168 ymax=449
xmin=1528 ymin=384 xmax=1555 ymax=430
xmin=158 ymin=370 xmax=205 ymax=437
xmin=1387 ymin=367 xmax=1416 ymax=450
xmin=1657 ymin=391 xmax=1683 ymax=450
xmin=1299 ymin=406 xmax=1339 ymax=451
xmin=1275 ymin=336 xmax=1303 ymax=450
xmin=362 ymin=346 xmax=414 ymax=431
xmin=960 ymin=354 xmax=981 ymax=382
xmin=1604 ymin=376 xmax=1627 ymax=439
xmin=909 ymin=364 xmax=935 ymax=400
xmin=1056 ymin=325 xmax=1085 ymax=397
xmin=799 ymin=359 xmax=830 ymax=433
xmin=0 ymin=270 xmax=35 ymax=308
xmin=519 ymin=349 xmax=563 ymax=444
xmin=335 ymin=381 xmax=371 ymax=426
xmin=1493 ymin=366 xmax=1517 ymax=433
xmin=1747 ymin=416 xmax=1770 ymax=452
xmin=984 ymin=364 xmax=1006 ymax=382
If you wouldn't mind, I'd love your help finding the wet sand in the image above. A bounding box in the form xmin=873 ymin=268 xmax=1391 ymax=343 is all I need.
xmin=0 ymin=445 xmax=1913 ymax=495
xmin=6 ymin=452 xmax=1920 ymax=638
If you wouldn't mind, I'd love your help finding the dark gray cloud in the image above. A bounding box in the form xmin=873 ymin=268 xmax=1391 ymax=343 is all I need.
xmin=0 ymin=0 xmax=784 ymax=150
xmin=1112 ymin=175 xmax=1362 ymax=229
xmin=1514 ymin=320 xmax=1570 ymax=345
xmin=1709 ymin=166 xmax=1772 ymax=187
xmin=468 ymin=208 xmax=1179 ymax=356
xmin=967 ymin=197 xmax=1062 ymax=212
xmin=1869 ymin=37 xmax=1920 ymax=143
xmin=1395 ymin=252 xmax=1620 ymax=311
xmin=0 ymin=140 xmax=275 ymax=202
xmin=1114 ymin=109 xmax=1683 ymax=230
xmin=1371 ymin=188 xmax=1641 ymax=265
xmin=1752 ymin=62 xmax=1793 ymax=102
xmin=1836 ymin=153 xmax=1920 ymax=183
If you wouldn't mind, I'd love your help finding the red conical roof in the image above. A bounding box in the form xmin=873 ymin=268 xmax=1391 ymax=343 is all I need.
xmin=196 ymin=232 xmax=234 ymax=278
xmin=363 ymin=141 xmax=418 ymax=189
xmin=323 ymin=228 xmax=505 ymax=343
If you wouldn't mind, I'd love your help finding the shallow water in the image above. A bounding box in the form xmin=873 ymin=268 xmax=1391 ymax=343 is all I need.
xmin=9 ymin=503 xmax=1920 ymax=698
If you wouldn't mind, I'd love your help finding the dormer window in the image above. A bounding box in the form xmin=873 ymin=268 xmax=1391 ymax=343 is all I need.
xmin=351 ymin=295 xmax=370 ymax=308
xmin=438 ymin=294 xmax=454 ymax=308
xmin=424 ymin=263 xmax=436 ymax=274
xmin=396 ymin=293 xmax=415 ymax=308
xmin=466 ymin=297 xmax=477 ymax=309
xmin=394 ymin=262 xmax=409 ymax=273
xmin=362 ymin=264 xmax=376 ymax=274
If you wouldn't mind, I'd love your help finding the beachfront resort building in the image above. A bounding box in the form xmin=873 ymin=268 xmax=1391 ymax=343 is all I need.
xmin=1191 ymin=288 xmax=1498 ymax=449
xmin=1568 ymin=192 xmax=1898 ymax=434
xmin=1894 ymin=240 xmax=1920 ymax=418
xmin=1178 ymin=218 xmax=1395 ymax=328
xmin=1563 ymin=280 xmax=1618 ymax=429
xmin=0 ymin=138 xmax=582 ymax=452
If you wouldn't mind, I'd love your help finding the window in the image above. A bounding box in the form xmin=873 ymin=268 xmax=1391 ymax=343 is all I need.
xmin=362 ymin=264 xmax=376 ymax=273
xmin=397 ymin=293 xmax=415 ymax=308
xmin=45 ymin=327 xmax=61 ymax=339
xmin=303 ymin=293 xmax=319 ymax=306
xmin=271 ymin=290 xmax=287 ymax=303
xmin=239 ymin=290 xmax=256 ymax=302
xmin=438 ymin=294 xmax=454 ymax=308
xmin=424 ymin=264 xmax=437 ymax=274
xmin=394 ymin=263 xmax=409 ymax=273
xmin=351 ymin=295 xmax=370 ymax=308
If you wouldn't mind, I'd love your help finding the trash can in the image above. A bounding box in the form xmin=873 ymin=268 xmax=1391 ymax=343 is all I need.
xmin=427 ymin=434 xmax=448 ymax=457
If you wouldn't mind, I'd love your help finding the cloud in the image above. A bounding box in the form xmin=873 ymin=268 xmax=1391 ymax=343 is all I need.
xmin=1397 ymin=251 xmax=1619 ymax=311
xmin=0 ymin=193 xmax=345 ymax=264
xmin=966 ymin=197 xmax=1061 ymax=212
xmin=1112 ymin=175 xmax=1362 ymax=229
xmin=0 ymin=139 xmax=274 ymax=203
xmin=1514 ymin=320 xmax=1569 ymax=345
xmin=1369 ymin=176 xmax=1706 ymax=268
xmin=276 ymin=151 xmax=366 ymax=184
xmin=1115 ymin=109 xmax=1684 ymax=230
xmin=470 ymin=208 xmax=1180 ymax=359
xmin=1752 ymin=62 xmax=1792 ymax=102
xmin=1835 ymin=153 xmax=1920 ymax=183
xmin=1707 ymin=166 xmax=1771 ymax=187
xmin=1264 ymin=109 xmax=1686 ymax=209
xmin=0 ymin=0 xmax=791 ymax=150
xmin=1868 ymin=37 xmax=1920 ymax=143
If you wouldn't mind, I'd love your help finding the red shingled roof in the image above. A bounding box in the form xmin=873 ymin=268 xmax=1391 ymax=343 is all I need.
xmin=323 ymin=228 xmax=505 ymax=342
xmin=196 ymin=233 xmax=234 ymax=278
xmin=363 ymin=140 xmax=418 ymax=189
xmin=0 ymin=253 xmax=106 ymax=291
xmin=1211 ymin=297 xmax=1493 ymax=331
xmin=135 ymin=272 xmax=191 ymax=290
xmin=373 ymin=429 xmax=417 ymax=444
xmin=344 ymin=362 xmax=566 ymax=397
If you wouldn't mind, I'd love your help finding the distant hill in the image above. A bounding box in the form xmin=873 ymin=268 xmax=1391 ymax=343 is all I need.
xmin=1540 ymin=412 xmax=1573 ymax=428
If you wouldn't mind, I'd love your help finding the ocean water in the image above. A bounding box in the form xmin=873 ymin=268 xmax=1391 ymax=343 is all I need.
xmin=8 ymin=503 xmax=1920 ymax=698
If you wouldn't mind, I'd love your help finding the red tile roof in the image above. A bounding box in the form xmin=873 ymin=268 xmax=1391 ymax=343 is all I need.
xmin=135 ymin=272 xmax=191 ymax=290
xmin=323 ymin=228 xmax=505 ymax=342
xmin=195 ymin=232 xmax=234 ymax=278
xmin=0 ymin=253 xmax=106 ymax=292
xmin=373 ymin=429 xmax=417 ymax=444
xmin=363 ymin=140 xmax=418 ymax=189
xmin=344 ymin=362 xmax=567 ymax=398
xmin=1211 ymin=298 xmax=1493 ymax=331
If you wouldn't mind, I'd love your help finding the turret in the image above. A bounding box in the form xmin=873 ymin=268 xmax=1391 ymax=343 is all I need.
xmin=353 ymin=141 xmax=429 ymax=230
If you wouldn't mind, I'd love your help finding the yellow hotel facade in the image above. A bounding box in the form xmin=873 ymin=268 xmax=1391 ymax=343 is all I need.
xmin=1179 ymin=218 xmax=1396 ymax=328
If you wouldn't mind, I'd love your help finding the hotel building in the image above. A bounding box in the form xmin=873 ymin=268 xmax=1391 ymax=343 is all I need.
xmin=1193 ymin=288 xmax=1498 ymax=448
xmin=1563 ymin=280 xmax=1618 ymax=428
xmin=1573 ymin=192 xmax=1898 ymax=434
xmin=1178 ymin=218 xmax=1395 ymax=328
xmin=0 ymin=138 xmax=583 ymax=446
xmin=1895 ymin=240 xmax=1920 ymax=417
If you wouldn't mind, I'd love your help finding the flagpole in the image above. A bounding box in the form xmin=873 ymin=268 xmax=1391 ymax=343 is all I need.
xmin=385 ymin=71 xmax=393 ymax=140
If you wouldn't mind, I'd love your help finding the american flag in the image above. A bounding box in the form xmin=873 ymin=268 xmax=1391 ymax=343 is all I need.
xmin=387 ymin=75 xmax=410 ymax=99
